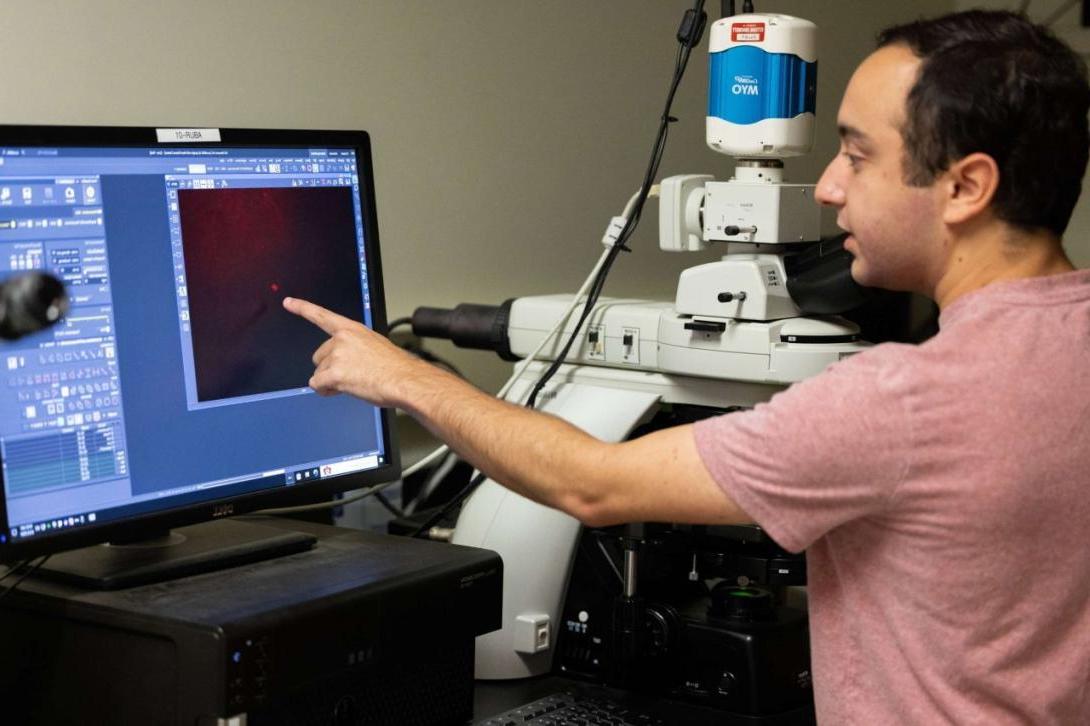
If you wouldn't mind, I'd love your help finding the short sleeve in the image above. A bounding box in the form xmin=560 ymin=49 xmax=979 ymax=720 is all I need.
xmin=692 ymin=345 xmax=914 ymax=553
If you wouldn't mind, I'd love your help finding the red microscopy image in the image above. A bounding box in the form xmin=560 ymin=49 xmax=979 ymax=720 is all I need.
xmin=178 ymin=186 xmax=365 ymax=402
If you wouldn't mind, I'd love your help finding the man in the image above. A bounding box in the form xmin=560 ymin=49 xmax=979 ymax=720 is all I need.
xmin=285 ymin=10 xmax=1090 ymax=724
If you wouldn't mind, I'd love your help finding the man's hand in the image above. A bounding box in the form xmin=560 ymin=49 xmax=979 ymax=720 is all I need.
xmin=282 ymin=296 xmax=427 ymax=407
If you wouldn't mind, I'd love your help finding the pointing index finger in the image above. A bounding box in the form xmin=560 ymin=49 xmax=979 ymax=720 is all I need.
xmin=283 ymin=297 xmax=355 ymax=335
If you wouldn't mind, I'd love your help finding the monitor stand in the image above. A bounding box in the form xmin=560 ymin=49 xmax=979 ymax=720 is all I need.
xmin=36 ymin=518 xmax=316 ymax=590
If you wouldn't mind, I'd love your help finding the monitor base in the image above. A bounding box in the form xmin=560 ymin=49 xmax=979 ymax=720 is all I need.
xmin=36 ymin=518 xmax=316 ymax=590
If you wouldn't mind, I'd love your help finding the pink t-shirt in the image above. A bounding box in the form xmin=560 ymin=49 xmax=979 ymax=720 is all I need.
xmin=693 ymin=269 xmax=1090 ymax=725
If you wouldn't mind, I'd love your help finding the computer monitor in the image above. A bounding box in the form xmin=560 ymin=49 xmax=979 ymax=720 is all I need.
xmin=0 ymin=126 xmax=400 ymax=579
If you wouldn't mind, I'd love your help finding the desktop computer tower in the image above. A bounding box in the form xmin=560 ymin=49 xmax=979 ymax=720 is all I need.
xmin=0 ymin=522 xmax=501 ymax=726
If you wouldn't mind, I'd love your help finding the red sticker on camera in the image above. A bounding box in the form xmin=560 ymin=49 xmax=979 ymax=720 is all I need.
xmin=732 ymin=22 xmax=765 ymax=42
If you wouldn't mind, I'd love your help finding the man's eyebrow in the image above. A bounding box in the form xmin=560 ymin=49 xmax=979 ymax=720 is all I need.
xmin=837 ymin=124 xmax=872 ymax=147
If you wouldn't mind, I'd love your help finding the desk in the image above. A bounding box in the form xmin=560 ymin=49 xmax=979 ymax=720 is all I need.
xmin=474 ymin=675 xmax=578 ymax=719
xmin=472 ymin=675 xmax=815 ymax=725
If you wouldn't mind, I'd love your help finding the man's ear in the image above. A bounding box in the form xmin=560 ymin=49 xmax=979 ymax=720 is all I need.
xmin=941 ymin=152 xmax=999 ymax=225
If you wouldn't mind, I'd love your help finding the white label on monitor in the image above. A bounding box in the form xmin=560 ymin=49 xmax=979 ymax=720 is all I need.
xmin=322 ymin=455 xmax=379 ymax=477
xmin=156 ymin=128 xmax=222 ymax=143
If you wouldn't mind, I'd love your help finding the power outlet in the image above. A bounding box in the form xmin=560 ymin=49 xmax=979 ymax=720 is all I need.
xmin=514 ymin=613 xmax=551 ymax=654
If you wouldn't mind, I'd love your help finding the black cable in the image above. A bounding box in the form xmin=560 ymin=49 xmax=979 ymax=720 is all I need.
xmin=411 ymin=470 xmax=486 ymax=538
xmin=724 ymin=1 xmax=735 ymax=18
xmin=0 ymin=554 xmax=50 ymax=605
xmin=524 ymin=1 xmax=704 ymax=410
xmin=387 ymin=316 xmax=412 ymax=331
xmin=0 ymin=558 xmax=30 ymax=585
xmin=742 ymin=0 xmax=754 ymax=13
xmin=373 ymin=490 xmax=405 ymax=519
xmin=524 ymin=45 xmax=687 ymax=410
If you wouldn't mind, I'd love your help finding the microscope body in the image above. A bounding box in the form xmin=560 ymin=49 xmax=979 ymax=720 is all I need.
xmin=442 ymin=16 xmax=849 ymax=719
xmin=556 ymin=519 xmax=812 ymax=719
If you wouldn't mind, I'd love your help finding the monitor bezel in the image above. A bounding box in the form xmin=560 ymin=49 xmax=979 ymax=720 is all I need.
xmin=0 ymin=125 xmax=401 ymax=564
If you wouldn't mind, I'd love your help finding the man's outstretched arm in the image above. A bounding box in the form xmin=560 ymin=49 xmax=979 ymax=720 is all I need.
xmin=284 ymin=296 xmax=752 ymax=528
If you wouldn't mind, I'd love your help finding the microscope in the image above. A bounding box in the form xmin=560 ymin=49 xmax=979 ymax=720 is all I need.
xmin=411 ymin=8 xmax=867 ymax=723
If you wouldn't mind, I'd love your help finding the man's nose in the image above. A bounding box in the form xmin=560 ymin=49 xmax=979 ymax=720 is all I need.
xmin=815 ymin=159 xmax=846 ymax=207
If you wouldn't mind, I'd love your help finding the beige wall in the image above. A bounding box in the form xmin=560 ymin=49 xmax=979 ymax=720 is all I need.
xmin=0 ymin=0 xmax=954 ymax=396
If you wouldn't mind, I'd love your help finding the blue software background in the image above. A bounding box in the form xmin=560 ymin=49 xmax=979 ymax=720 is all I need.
xmin=104 ymin=176 xmax=382 ymax=496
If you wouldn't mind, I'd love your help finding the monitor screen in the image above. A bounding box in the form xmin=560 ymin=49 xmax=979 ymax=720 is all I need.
xmin=0 ymin=127 xmax=398 ymax=563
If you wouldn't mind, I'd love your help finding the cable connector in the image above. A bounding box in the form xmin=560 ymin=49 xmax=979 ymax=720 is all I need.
xmin=601 ymin=216 xmax=628 ymax=249
xmin=426 ymin=526 xmax=454 ymax=542
xmin=677 ymin=7 xmax=708 ymax=48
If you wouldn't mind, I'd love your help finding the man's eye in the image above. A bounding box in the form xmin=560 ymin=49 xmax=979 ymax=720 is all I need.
xmin=842 ymin=152 xmax=863 ymax=169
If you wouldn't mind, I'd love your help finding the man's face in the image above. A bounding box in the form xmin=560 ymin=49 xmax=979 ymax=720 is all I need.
xmin=815 ymin=44 xmax=946 ymax=293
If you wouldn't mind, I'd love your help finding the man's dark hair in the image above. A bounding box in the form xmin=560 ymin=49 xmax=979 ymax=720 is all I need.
xmin=878 ymin=10 xmax=1090 ymax=237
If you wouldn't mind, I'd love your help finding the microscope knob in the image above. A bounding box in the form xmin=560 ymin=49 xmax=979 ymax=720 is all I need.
xmin=643 ymin=603 xmax=681 ymax=656
xmin=716 ymin=671 xmax=738 ymax=697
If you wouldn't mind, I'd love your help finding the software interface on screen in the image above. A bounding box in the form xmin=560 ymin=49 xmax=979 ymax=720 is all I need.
xmin=0 ymin=144 xmax=387 ymax=544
